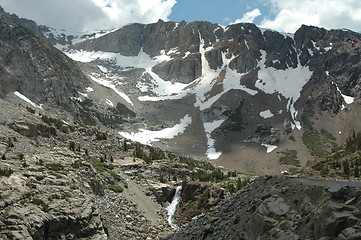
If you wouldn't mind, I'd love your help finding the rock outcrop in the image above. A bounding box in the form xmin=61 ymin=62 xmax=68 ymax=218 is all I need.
xmin=164 ymin=176 xmax=361 ymax=240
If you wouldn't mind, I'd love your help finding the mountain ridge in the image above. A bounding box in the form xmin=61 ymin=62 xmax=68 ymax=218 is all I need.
xmin=1 ymin=6 xmax=361 ymax=175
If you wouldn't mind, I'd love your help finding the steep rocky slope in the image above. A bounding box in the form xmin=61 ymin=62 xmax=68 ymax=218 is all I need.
xmin=164 ymin=176 xmax=361 ymax=240
xmin=0 ymin=99 xmax=249 ymax=239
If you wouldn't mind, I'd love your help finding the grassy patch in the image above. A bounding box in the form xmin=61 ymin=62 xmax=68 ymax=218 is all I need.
xmin=108 ymin=171 xmax=121 ymax=181
xmin=46 ymin=163 xmax=63 ymax=171
xmin=0 ymin=168 xmax=13 ymax=177
xmin=301 ymin=102 xmax=337 ymax=157
xmin=32 ymin=198 xmax=49 ymax=212
xmin=108 ymin=185 xmax=124 ymax=193
xmin=279 ymin=150 xmax=300 ymax=166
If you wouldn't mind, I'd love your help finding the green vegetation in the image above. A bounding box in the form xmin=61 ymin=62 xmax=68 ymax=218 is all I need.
xmin=222 ymin=100 xmax=246 ymax=132
xmin=108 ymin=185 xmax=124 ymax=193
xmin=311 ymin=131 xmax=361 ymax=179
xmin=46 ymin=163 xmax=63 ymax=171
xmin=133 ymin=143 xmax=166 ymax=164
xmin=0 ymin=167 xmax=13 ymax=177
xmin=69 ymin=141 xmax=76 ymax=151
xmin=301 ymin=101 xmax=337 ymax=157
xmin=255 ymin=125 xmax=272 ymax=137
xmin=96 ymin=131 xmax=107 ymax=141
xmin=289 ymin=135 xmax=296 ymax=141
xmin=279 ymin=150 xmax=300 ymax=166
xmin=32 ymin=198 xmax=49 ymax=212
xmin=41 ymin=115 xmax=64 ymax=128
xmin=25 ymin=106 xmax=35 ymax=114
xmin=112 ymin=103 xmax=136 ymax=117
xmin=108 ymin=171 xmax=121 ymax=181
xmin=90 ymin=156 xmax=115 ymax=172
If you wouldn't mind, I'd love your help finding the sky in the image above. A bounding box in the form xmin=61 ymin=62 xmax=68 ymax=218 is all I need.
xmin=0 ymin=0 xmax=360 ymax=33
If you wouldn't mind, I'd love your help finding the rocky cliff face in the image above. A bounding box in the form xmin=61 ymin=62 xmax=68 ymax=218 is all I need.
xmin=58 ymin=19 xmax=360 ymax=175
xmin=0 ymin=12 xmax=87 ymax=112
xmin=164 ymin=176 xmax=361 ymax=240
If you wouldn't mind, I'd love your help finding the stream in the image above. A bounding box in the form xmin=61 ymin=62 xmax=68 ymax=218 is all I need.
xmin=166 ymin=186 xmax=182 ymax=229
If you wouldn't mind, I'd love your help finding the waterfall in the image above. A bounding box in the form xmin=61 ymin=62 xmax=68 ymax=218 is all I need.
xmin=166 ymin=186 xmax=182 ymax=229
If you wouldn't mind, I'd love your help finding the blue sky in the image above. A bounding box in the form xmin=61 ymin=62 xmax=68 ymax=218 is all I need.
xmin=0 ymin=0 xmax=360 ymax=33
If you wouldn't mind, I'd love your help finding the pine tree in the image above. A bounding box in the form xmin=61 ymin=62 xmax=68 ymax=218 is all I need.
xmin=343 ymin=160 xmax=350 ymax=176
xmin=354 ymin=166 xmax=360 ymax=178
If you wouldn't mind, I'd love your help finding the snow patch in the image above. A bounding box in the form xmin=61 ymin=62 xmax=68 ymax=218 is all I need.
xmin=119 ymin=115 xmax=192 ymax=145
xmin=333 ymin=82 xmax=354 ymax=105
xmin=262 ymin=144 xmax=277 ymax=153
xmin=85 ymin=87 xmax=94 ymax=93
xmin=98 ymin=65 xmax=108 ymax=73
xmin=14 ymin=91 xmax=43 ymax=110
xmin=66 ymin=49 xmax=158 ymax=70
xmin=78 ymin=92 xmax=88 ymax=98
xmin=89 ymin=74 xmax=134 ymax=106
xmin=204 ymin=119 xmax=225 ymax=160
xmin=259 ymin=110 xmax=274 ymax=119
xmin=183 ymin=51 xmax=191 ymax=59
xmin=106 ymin=99 xmax=114 ymax=107
xmin=143 ymin=68 xmax=188 ymax=97
xmin=255 ymin=50 xmax=313 ymax=130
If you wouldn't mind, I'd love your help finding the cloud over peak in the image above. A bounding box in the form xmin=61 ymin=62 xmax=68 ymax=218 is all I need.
xmin=0 ymin=0 xmax=176 ymax=32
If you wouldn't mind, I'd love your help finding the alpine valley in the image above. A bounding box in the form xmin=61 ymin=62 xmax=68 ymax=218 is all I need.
xmin=1 ymin=5 xmax=361 ymax=240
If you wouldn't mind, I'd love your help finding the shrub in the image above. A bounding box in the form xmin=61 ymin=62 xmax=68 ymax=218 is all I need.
xmin=69 ymin=141 xmax=75 ymax=151
xmin=46 ymin=163 xmax=63 ymax=171
xmin=0 ymin=167 xmax=13 ymax=177
xmin=26 ymin=106 xmax=35 ymax=114
xmin=108 ymin=185 xmax=124 ymax=193
xmin=32 ymin=198 xmax=49 ymax=212
xmin=108 ymin=171 xmax=121 ymax=181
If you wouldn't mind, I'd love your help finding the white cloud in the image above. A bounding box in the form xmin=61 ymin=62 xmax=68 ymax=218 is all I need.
xmin=0 ymin=0 xmax=177 ymax=32
xmin=260 ymin=0 xmax=361 ymax=33
xmin=232 ymin=8 xmax=262 ymax=24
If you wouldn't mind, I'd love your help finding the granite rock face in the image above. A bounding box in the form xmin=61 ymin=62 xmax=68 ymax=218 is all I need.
xmin=165 ymin=177 xmax=361 ymax=240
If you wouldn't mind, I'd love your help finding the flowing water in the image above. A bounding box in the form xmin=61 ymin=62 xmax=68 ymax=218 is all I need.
xmin=166 ymin=186 xmax=182 ymax=229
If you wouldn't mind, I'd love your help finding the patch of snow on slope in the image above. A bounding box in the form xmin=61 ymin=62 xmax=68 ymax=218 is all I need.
xmin=106 ymin=99 xmax=114 ymax=107
xmin=85 ymin=87 xmax=94 ymax=93
xmin=259 ymin=110 xmax=274 ymax=119
xmin=333 ymin=82 xmax=354 ymax=105
xmin=193 ymin=33 xmax=253 ymax=110
xmin=98 ymin=65 xmax=108 ymax=73
xmin=45 ymin=27 xmax=119 ymax=46
xmin=255 ymin=50 xmax=313 ymax=130
xmin=204 ymin=119 xmax=225 ymax=160
xmin=89 ymin=74 xmax=134 ymax=107
xmin=261 ymin=144 xmax=277 ymax=153
xmin=14 ymin=91 xmax=43 ymax=110
xmin=78 ymin=92 xmax=88 ymax=98
xmin=66 ymin=49 xmax=158 ymax=70
xmin=198 ymin=66 xmax=257 ymax=111
xmin=119 ymin=115 xmax=192 ymax=145
xmin=183 ymin=51 xmax=191 ymax=59
xmin=144 ymin=68 xmax=188 ymax=96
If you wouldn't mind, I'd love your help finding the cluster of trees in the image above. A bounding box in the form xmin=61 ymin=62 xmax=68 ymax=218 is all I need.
xmin=345 ymin=131 xmax=361 ymax=153
xmin=133 ymin=143 xmax=165 ymax=164
xmin=313 ymin=131 xmax=361 ymax=178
